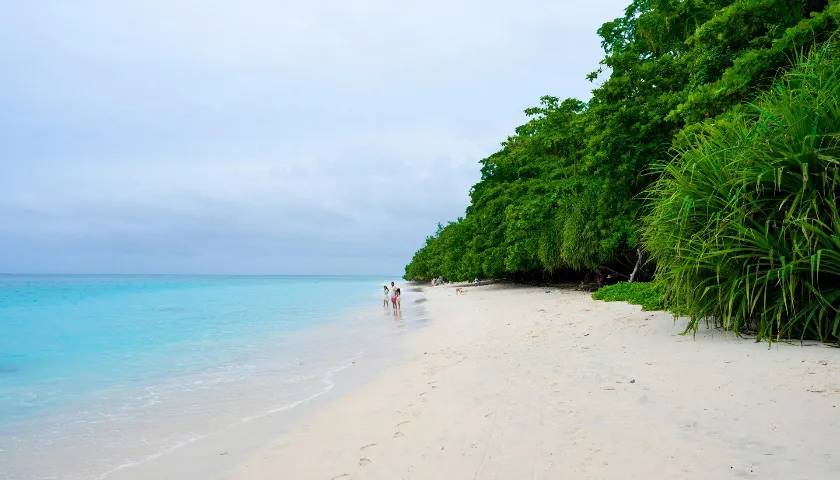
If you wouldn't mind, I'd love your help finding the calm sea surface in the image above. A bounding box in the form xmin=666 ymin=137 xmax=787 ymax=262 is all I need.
xmin=0 ymin=275 xmax=421 ymax=479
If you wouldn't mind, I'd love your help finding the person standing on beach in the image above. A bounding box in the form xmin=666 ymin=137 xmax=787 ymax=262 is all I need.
xmin=390 ymin=281 xmax=398 ymax=310
xmin=383 ymin=285 xmax=390 ymax=308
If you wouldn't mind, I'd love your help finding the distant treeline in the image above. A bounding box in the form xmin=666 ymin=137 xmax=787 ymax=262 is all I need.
xmin=405 ymin=0 xmax=840 ymax=342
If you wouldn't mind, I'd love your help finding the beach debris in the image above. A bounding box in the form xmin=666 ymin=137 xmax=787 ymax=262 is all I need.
xmin=545 ymin=289 xmax=552 ymax=293
xmin=630 ymin=379 xmax=636 ymax=384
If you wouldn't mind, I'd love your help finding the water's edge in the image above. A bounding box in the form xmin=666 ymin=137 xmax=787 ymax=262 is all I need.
xmin=102 ymin=293 xmax=429 ymax=480
xmin=0 ymin=276 xmax=426 ymax=480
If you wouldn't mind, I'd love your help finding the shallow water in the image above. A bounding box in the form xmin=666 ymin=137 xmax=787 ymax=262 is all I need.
xmin=0 ymin=275 xmax=423 ymax=479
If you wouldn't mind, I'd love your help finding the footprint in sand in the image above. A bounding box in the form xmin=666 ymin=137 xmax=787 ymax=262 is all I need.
xmin=360 ymin=443 xmax=376 ymax=451
xmin=359 ymin=457 xmax=372 ymax=466
xmin=394 ymin=420 xmax=411 ymax=438
xmin=330 ymin=474 xmax=351 ymax=480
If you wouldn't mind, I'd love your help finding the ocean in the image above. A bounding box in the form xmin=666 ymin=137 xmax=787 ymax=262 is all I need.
xmin=0 ymin=275 xmax=422 ymax=479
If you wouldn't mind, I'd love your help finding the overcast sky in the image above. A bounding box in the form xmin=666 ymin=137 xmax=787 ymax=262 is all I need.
xmin=1 ymin=0 xmax=627 ymax=275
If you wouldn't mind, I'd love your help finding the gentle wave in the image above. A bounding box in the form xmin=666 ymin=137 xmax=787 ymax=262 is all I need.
xmin=97 ymin=352 xmax=363 ymax=480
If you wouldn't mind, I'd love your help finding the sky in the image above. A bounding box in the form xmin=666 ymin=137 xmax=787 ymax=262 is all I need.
xmin=0 ymin=0 xmax=628 ymax=275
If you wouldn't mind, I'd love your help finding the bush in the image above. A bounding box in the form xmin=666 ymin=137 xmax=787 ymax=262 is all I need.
xmin=644 ymin=44 xmax=840 ymax=343
xmin=592 ymin=282 xmax=666 ymax=311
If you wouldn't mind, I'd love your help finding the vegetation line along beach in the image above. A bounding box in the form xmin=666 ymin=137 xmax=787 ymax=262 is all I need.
xmin=404 ymin=0 xmax=840 ymax=344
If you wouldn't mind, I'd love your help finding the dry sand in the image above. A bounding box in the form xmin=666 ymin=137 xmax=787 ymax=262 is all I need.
xmin=234 ymin=284 xmax=840 ymax=479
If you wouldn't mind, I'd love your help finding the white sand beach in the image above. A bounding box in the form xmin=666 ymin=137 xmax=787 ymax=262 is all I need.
xmin=234 ymin=284 xmax=840 ymax=480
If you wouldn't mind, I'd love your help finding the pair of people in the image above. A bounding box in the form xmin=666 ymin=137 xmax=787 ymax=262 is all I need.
xmin=383 ymin=282 xmax=401 ymax=311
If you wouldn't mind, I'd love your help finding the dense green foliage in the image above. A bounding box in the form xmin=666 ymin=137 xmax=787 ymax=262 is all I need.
xmin=645 ymin=45 xmax=840 ymax=342
xmin=592 ymin=282 xmax=666 ymax=311
xmin=406 ymin=1 xmax=840 ymax=341
xmin=406 ymin=0 xmax=839 ymax=284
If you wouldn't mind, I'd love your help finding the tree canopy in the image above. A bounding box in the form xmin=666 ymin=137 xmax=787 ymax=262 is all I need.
xmin=405 ymin=0 xmax=839 ymax=284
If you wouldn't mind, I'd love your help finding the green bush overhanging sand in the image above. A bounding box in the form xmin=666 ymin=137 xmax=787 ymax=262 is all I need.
xmin=645 ymin=44 xmax=840 ymax=343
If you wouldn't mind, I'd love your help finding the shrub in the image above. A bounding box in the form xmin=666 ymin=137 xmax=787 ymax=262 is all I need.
xmin=645 ymin=44 xmax=840 ymax=343
xmin=592 ymin=282 xmax=666 ymax=311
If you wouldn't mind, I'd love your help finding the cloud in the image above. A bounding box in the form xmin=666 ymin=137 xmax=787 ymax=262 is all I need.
xmin=0 ymin=0 xmax=627 ymax=274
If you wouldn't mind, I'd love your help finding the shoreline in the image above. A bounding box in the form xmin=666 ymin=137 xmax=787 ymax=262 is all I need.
xmin=2 ymin=279 xmax=427 ymax=480
xmin=99 ymin=292 xmax=429 ymax=480
xmin=99 ymin=355 xmax=362 ymax=480
xmin=234 ymin=283 xmax=840 ymax=479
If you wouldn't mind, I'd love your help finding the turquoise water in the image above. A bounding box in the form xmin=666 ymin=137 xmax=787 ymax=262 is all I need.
xmin=0 ymin=275 xmax=417 ymax=479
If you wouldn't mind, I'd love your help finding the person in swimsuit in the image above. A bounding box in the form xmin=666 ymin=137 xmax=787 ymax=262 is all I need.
xmin=395 ymin=288 xmax=401 ymax=311
xmin=383 ymin=285 xmax=390 ymax=308
xmin=390 ymin=282 xmax=398 ymax=310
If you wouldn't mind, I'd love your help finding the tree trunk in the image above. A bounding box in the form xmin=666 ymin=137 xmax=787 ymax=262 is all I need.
xmin=628 ymin=248 xmax=643 ymax=283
